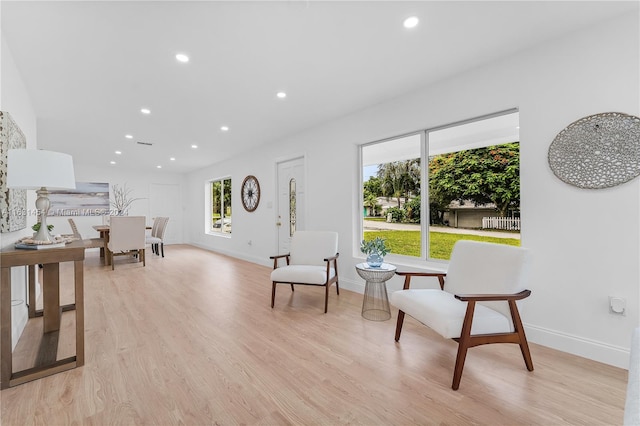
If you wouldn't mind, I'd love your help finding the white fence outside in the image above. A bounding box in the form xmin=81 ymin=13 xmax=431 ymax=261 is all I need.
xmin=482 ymin=217 xmax=521 ymax=231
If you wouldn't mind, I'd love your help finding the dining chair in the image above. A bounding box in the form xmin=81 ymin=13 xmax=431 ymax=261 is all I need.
xmin=146 ymin=217 xmax=161 ymax=253
xmin=146 ymin=217 xmax=169 ymax=257
xmin=67 ymin=218 xmax=104 ymax=249
xmin=107 ymin=216 xmax=146 ymax=270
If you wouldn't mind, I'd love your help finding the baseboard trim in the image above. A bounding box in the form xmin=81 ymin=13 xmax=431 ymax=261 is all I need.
xmin=339 ymin=279 xmax=365 ymax=294
xmin=191 ymin=243 xmax=271 ymax=268
xmin=525 ymin=324 xmax=631 ymax=370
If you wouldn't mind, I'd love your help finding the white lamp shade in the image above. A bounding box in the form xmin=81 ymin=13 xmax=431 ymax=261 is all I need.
xmin=7 ymin=149 xmax=76 ymax=190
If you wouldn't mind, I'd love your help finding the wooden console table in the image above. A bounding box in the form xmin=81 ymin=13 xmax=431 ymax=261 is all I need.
xmin=0 ymin=242 xmax=85 ymax=389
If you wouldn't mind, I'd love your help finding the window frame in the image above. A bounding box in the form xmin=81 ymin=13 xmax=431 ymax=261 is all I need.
xmin=205 ymin=176 xmax=232 ymax=237
xmin=359 ymin=108 xmax=519 ymax=264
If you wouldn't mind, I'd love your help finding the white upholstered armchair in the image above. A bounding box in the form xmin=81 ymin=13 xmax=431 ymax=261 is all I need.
xmin=391 ymin=240 xmax=533 ymax=390
xmin=270 ymin=231 xmax=339 ymax=313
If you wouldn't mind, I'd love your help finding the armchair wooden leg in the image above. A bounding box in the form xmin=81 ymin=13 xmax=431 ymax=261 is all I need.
xmin=452 ymin=301 xmax=476 ymax=390
xmin=509 ymin=300 xmax=534 ymax=371
xmin=395 ymin=311 xmax=405 ymax=342
xmin=335 ymin=280 xmax=339 ymax=295
xmin=271 ymin=282 xmax=276 ymax=308
xmin=452 ymin=341 xmax=470 ymax=390
xmin=141 ymin=249 xmax=146 ymax=267
xmin=160 ymin=243 xmax=164 ymax=257
xmin=290 ymin=284 xmax=294 ymax=292
xmin=324 ymin=284 xmax=329 ymax=313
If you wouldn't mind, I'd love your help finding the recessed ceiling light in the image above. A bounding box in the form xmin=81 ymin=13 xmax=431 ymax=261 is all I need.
xmin=175 ymin=53 xmax=189 ymax=63
xmin=276 ymin=92 xmax=287 ymax=99
xmin=125 ymin=134 xmax=133 ymax=139
xmin=403 ymin=16 xmax=419 ymax=29
xmin=115 ymin=150 xmax=122 ymax=155
xmin=156 ymin=165 xmax=162 ymax=169
xmin=220 ymin=126 xmax=229 ymax=132
xmin=170 ymin=157 xmax=176 ymax=161
xmin=191 ymin=144 xmax=198 ymax=149
xmin=141 ymin=108 xmax=151 ymax=114
xmin=110 ymin=161 xmax=116 ymax=165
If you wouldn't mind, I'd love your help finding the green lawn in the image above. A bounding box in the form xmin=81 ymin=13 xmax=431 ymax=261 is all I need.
xmin=363 ymin=230 xmax=520 ymax=260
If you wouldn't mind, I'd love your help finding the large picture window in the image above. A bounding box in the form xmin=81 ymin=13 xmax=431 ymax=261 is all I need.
xmin=209 ymin=177 xmax=232 ymax=235
xmin=362 ymin=111 xmax=520 ymax=261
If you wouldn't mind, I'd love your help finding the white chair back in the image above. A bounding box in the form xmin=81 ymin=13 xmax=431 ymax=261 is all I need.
xmin=289 ymin=231 xmax=338 ymax=267
xmin=150 ymin=217 xmax=161 ymax=237
xmin=444 ymin=240 xmax=529 ymax=319
xmin=108 ymin=216 xmax=146 ymax=252
xmin=157 ymin=217 xmax=169 ymax=239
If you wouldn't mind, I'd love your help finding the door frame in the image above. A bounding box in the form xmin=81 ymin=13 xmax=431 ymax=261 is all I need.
xmin=275 ymin=155 xmax=306 ymax=254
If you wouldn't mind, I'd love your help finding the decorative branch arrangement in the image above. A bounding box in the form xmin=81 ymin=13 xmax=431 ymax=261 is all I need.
xmin=110 ymin=184 xmax=144 ymax=215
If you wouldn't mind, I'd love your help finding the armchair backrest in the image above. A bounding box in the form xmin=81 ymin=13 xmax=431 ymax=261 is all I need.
xmin=108 ymin=216 xmax=146 ymax=252
xmin=445 ymin=240 xmax=529 ymax=318
xmin=289 ymin=231 xmax=338 ymax=266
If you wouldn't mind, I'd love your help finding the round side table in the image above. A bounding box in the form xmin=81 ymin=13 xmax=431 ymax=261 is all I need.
xmin=355 ymin=263 xmax=396 ymax=321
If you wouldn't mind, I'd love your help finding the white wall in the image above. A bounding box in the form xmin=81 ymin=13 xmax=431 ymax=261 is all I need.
xmin=185 ymin=14 xmax=639 ymax=369
xmin=0 ymin=35 xmax=39 ymax=348
xmin=47 ymin=164 xmax=186 ymax=245
xmin=1 ymin=32 xmax=186 ymax=349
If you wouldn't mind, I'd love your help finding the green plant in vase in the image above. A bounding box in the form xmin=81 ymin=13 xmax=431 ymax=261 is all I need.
xmin=360 ymin=236 xmax=390 ymax=268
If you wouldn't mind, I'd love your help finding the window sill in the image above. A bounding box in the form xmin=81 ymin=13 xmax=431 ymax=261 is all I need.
xmin=356 ymin=253 xmax=448 ymax=273
xmin=205 ymin=231 xmax=232 ymax=238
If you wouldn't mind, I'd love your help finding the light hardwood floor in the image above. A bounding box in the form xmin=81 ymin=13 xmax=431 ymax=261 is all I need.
xmin=1 ymin=245 xmax=628 ymax=425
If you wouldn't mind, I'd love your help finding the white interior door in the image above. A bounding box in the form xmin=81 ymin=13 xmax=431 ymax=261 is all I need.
xmin=277 ymin=157 xmax=305 ymax=254
xmin=149 ymin=183 xmax=181 ymax=244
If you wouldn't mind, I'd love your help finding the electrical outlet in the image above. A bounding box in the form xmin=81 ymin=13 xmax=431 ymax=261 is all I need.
xmin=609 ymin=296 xmax=626 ymax=315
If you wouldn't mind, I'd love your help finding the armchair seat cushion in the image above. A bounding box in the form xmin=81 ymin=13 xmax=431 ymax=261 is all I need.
xmin=391 ymin=289 xmax=513 ymax=339
xmin=271 ymin=265 xmax=336 ymax=285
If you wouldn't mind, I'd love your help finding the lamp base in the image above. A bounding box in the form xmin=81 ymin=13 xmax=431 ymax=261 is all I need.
xmin=34 ymin=187 xmax=53 ymax=243
xmin=33 ymin=227 xmax=53 ymax=243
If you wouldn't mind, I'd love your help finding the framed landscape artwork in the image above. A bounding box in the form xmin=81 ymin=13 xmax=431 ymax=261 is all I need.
xmin=49 ymin=182 xmax=110 ymax=216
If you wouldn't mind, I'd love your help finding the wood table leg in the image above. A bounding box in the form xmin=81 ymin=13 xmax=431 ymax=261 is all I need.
xmin=103 ymin=231 xmax=111 ymax=265
xmin=42 ymin=263 xmax=60 ymax=333
xmin=74 ymin=259 xmax=84 ymax=366
xmin=1 ymin=267 xmax=12 ymax=389
xmin=28 ymin=265 xmax=36 ymax=318
xmin=99 ymin=230 xmax=107 ymax=258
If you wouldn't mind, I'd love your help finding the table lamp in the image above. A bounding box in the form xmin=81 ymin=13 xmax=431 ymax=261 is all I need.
xmin=7 ymin=149 xmax=76 ymax=243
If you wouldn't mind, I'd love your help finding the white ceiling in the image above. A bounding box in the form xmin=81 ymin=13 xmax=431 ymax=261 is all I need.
xmin=1 ymin=1 xmax=636 ymax=173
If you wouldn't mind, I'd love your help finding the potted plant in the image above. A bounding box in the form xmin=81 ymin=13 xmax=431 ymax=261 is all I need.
xmin=360 ymin=236 xmax=390 ymax=268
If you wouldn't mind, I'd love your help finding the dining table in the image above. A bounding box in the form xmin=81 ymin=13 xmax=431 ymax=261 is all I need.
xmin=93 ymin=224 xmax=152 ymax=265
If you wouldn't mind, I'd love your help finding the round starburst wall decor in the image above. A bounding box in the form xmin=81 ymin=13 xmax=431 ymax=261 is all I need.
xmin=548 ymin=112 xmax=640 ymax=189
